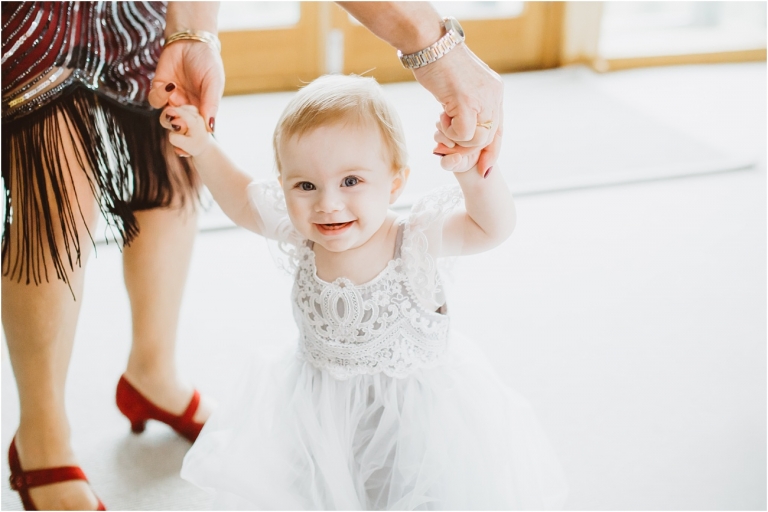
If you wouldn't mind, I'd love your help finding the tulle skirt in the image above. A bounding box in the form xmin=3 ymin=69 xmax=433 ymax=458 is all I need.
xmin=181 ymin=333 xmax=568 ymax=510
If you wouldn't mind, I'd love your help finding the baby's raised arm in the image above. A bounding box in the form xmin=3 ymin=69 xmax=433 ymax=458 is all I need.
xmin=437 ymin=133 xmax=516 ymax=257
xmin=162 ymin=105 xmax=265 ymax=234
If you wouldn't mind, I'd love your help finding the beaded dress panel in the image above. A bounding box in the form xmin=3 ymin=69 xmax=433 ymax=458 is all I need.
xmin=2 ymin=2 xmax=166 ymax=120
xmin=1 ymin=2 xmax=196 ymax=292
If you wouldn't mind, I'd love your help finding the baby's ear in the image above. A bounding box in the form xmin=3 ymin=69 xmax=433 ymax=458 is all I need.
xmin=389 ymin=167 xmax=410 ymax=204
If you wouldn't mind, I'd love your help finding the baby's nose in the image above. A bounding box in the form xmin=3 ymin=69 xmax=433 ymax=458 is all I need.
xmin=315 ymin=191 xmax=344 ymax=213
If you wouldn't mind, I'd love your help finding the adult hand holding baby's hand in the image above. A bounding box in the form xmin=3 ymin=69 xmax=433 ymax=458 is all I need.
xmin=433 ymin=124 xmax=495 ymax=176
xmin=161 ymin=105 xmax=213 ymax=157
xmin=148 ymin=40 xmax=225 ymax=134
xmin=413 ymin=44 xmax=503 ymax=177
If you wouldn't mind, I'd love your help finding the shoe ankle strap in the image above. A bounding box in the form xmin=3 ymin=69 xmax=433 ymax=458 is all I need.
xmin=10 ymin=465 xmax=87 ymax=491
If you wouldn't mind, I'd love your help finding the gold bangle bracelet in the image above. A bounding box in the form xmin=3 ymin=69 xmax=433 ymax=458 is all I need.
xmin=164 ymin=29 xmax=221 ymax=53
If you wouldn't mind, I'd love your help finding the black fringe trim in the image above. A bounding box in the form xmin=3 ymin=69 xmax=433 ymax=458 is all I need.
xmin=1 ymin=84 xmax=197 ymax=292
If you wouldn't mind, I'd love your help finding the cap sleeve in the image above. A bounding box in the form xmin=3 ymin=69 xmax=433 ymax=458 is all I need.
xmin=401 ymin=185 xmax=463 ymax=311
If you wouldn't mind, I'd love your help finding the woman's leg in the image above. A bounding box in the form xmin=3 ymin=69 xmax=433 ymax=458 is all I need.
xmin=121 ymin=202 xmax=211 ymax=422
xmin=2 ymin=110 xmax=101 ymax=509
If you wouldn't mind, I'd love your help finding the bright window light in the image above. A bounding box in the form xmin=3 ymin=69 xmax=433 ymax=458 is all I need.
xmin=348 ymin=1 xmax=525 ymax=25
xmin=430 ymin=1 xmax=525 ymax=20
xmin=599 ymin=1 xmax=767 ymax=58
xmin=218 ymin=2 xmax=301 ymax=32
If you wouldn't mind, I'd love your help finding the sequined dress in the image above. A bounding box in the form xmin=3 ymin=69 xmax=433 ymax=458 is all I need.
xmin=1 ymin=2 xmax=195 ymax=289
xmin=181 ymin=182 xmax=568 ymax=510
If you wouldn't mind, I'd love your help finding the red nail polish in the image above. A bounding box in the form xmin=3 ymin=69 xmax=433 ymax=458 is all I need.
xmin=165 ymin=83 xmax=176 ymax=92
xmin=171 ymin=124 xmax=181 ymax=132
xmin=208 ymin=117 xmax=215 ymax=132
xmin=483 ymin=167 xmax=493 ymax=179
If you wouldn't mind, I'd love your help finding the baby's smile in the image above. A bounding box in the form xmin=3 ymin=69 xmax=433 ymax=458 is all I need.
xmin=315 ymin=221 xmax=354 ymax=235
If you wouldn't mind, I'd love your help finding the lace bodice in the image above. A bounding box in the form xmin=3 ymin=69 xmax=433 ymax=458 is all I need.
xmin=247 ymin=181 xmax=463 ymax=379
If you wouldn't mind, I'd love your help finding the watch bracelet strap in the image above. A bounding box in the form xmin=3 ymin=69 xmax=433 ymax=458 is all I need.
xmin=398 ymin=20 xmax=464 ymax=69
xmin=164 ymin=29 xmax=221 ymax=53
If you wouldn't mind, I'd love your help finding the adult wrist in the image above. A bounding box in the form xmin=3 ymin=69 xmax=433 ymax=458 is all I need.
xmin=398 ymin=17 xmax=465 ymax=70
xmin=396 ymin=15 xmax=444 ymax=54
xmin=164 ymin=29 xmax=221 ymax=52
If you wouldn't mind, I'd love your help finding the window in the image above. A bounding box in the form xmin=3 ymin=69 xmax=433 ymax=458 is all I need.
xmin=218 ymin=2 xmax=301 ymax=31
xmin=600 ymin=2 xmax=767 ymax=58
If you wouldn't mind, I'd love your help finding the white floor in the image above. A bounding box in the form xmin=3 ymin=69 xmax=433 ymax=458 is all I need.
xmin=2 ymin=62 xmax=765 ymax=510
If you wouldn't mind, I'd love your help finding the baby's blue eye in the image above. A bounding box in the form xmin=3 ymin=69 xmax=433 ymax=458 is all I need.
xmin=342 ymin=176 xmax=359 ymax=187
xmin=298 ymin=182 xmax=315 ymax=191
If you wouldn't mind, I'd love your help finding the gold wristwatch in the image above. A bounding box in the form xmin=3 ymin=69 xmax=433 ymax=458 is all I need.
xmin=397 ymin=17 xmax=465 ymax=69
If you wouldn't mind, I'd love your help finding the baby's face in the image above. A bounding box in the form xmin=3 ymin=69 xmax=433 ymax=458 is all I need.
xmin=279 ymin=121 xmax=404 ymax=253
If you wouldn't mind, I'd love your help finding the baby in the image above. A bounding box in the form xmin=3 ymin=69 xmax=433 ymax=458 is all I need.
xmin=164 ymin=74 xmax=566 ymax=509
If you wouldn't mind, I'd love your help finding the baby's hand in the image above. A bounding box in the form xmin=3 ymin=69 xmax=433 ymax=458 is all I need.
xmin=161 ymin=105 xmax=213 ymax=157
xmin=433 ymin=127 xmax=480 ymax=173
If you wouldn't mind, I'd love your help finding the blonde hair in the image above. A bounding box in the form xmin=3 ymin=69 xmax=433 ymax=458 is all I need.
xmin=273 ymin=74 xmax=408 ymax=174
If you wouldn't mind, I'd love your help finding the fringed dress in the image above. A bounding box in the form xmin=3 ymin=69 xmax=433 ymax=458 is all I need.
xmin=181 ymin=182 xmax=569 ymax=510
xmin=1 ymin=1 xmax=196 ymax=289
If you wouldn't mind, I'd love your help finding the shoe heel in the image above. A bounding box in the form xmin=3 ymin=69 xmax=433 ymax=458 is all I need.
xmin=116 ymin=376 xmax=149 ymax=434
xmin=130 ymin=420 xmax=147 ymax=434
xmin=115 ymin=374 xmax=205 ymax=443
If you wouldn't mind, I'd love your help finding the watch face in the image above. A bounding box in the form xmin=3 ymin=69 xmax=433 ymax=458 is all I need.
xmin=446 ymin=17 xmax=464 ymax=38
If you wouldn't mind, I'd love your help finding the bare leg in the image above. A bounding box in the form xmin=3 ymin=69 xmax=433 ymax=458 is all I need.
xmin=3 ymin=111 xmax=101 ymax=509
xmin=121 ymin=201 xmax=212 ymax=422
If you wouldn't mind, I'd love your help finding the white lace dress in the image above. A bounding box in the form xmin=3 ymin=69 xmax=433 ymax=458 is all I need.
xmin=181 ymin=182 xmax=568 ymax=510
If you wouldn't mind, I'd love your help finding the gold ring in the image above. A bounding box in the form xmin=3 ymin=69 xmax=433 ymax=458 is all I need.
xmin=477 ymin=120 xmax=493 ymax=130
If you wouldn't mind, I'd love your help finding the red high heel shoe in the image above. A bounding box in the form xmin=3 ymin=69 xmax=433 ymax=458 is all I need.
xmin=115 ymin=375 xmax=205 ymax=442
xmin=8 ymin=437 xmax=106 ymax=511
